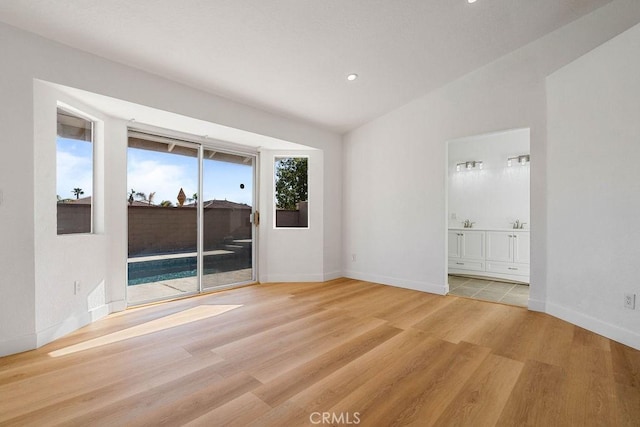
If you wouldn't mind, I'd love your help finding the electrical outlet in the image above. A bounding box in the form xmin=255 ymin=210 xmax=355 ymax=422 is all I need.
xmin=624 ymin=293 xmax=635 ymax=309
xmin=74 ymin=281 xmax=80 ymax=295
xmin=351 ymin=254 xmax=356 ymax=262
xmin=450 ymin=213 xmax=457 ymax=220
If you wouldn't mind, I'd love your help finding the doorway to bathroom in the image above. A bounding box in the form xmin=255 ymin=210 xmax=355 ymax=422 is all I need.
xmin=446 ymin=128 xmax=531 ymax=307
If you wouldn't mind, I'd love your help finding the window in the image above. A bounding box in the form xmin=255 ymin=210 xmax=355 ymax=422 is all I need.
xmin=274 ymin=156 xmax=308 ymax=228
xmin=56 ymin=107 xmax=94 ymax=234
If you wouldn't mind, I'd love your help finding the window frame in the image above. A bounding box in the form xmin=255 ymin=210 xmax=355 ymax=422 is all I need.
xmin=56 ymin=104 xmax=96 ymax=235
xmin=273 ymin=155 xmax=309 ymax=229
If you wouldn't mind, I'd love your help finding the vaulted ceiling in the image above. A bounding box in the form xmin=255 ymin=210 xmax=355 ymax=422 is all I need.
xmin=0 ymin=0 xmax=613 ymax=133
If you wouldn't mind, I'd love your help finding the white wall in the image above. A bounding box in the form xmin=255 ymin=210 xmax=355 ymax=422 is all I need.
xmin=448 ymin=129 xmax=530 ymax=230
xmin=546 ymin=23 xmax=640 ymax=349
xmin=33 ymin=84 xmax=111 ymax=345
xmin=343 ymin=0 xmax=640 ymax=324
xmin=0 ymin=22 xmax=341 ymax=356
xmin=0 ymin=36 xmax=36 ymax=356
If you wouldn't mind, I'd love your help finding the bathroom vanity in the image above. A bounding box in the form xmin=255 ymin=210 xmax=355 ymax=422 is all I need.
xmin=448 ymin=228 xmax=530 ymax=283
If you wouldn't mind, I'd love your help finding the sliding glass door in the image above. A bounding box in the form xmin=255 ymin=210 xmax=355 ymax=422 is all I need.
xmin=126 ymin=132 xmax=255 ymax=306
xmin=202 ymin=150 xmax=254 ymax=290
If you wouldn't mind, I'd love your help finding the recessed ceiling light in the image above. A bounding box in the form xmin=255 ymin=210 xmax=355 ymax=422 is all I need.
xmin=347 ymin=73 xmax=358 ymax=81
xmin=468 ymin=0 xmax=477 ymax=3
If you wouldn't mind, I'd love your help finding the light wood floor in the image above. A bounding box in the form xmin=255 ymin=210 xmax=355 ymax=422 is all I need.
xmin=1 ymin=278 xmax=638 ymax=426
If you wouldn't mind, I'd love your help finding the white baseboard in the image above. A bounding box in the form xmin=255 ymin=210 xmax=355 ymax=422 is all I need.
xmin=323 ymin=270 xmax=342 ymax=281
xmin=0 ymin=333 xmax=37 ymax=357
xmin=89 ymin=304 xmax=110 ymax=322
xmin=109 ymin=299 xmax=127 ymax=313
xmin=263 ymin=273 xmax=325 ymax=283
xmin=36 ymin=312 xmax=92 ymax=348
xmin=528 ymin=298 xmax=546 ymax=312
xmin=547 ymin=302 xmax=640 ymax=350
xmin=344 ymin=270 xmax=447 ymax=295
xmin=35 ymin=302 xmax=115 ymax=349
xmin=2 ymin=304 xmax=114 ymax=357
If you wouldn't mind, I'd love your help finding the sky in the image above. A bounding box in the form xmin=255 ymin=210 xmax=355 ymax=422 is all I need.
xmin=56 ymin=137 xmax=254 ymax=206
xmin=57 ymin=137 xmax=93 ymax=200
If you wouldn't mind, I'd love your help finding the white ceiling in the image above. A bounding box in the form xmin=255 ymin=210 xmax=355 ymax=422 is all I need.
xmin=0 ymin=0 xmax=613 ymax=133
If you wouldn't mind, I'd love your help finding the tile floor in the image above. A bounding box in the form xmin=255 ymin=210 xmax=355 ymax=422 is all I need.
xmin=448 ymin=275 xmax=529 ymax=307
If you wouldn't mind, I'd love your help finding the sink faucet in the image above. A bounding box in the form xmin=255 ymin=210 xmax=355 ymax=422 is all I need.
xmin=463 ymin=219 xmax=475 ymax=228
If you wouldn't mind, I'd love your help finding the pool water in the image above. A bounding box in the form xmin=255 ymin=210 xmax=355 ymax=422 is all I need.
xmin=127 ymin=252 xmax=251 ymax=286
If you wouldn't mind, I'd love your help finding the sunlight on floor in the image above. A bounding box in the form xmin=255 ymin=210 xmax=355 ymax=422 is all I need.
xmin=48 ymin=305 xmax=242 ymax=357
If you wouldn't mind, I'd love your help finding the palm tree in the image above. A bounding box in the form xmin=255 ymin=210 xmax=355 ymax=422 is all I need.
xmin=147 ymin=191 xmax=156 ymax=206
xmin=72 ymin=188 xmax=84 ymax=199
xmin=159 ymin=200 xmax=173 ymax=207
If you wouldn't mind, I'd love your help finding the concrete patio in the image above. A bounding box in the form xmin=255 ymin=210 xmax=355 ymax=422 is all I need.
xmin=127 ymin=268 xmax=253 ymax=305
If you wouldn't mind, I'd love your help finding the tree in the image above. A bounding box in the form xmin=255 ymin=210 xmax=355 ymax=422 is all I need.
xmin=128 ymin=188 xmax=156 ymax=205
xmin=159 ymin=200 xmax=173 ymax=207
xmin=72 ymin=188 xmax=84 ymax=199
xmin=275 ymin=157 xmax=308 ymax=210
xmin=128 ymin=189 xmax=148 ymax=205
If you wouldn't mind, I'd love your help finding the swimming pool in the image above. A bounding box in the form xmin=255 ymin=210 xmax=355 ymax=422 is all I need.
xmin=127 ymin=251 xmax=251 ymax=285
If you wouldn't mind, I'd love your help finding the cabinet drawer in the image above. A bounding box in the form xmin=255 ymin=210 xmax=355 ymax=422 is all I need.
xmin=449 ymin=259 xmax=485 ymax=272
xmin=485 ymin=262 xmax=529 ymax=276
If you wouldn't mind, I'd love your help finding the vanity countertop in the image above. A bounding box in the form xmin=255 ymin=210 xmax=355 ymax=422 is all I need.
xmin=449 ymin=227 xmax=529 ymax=232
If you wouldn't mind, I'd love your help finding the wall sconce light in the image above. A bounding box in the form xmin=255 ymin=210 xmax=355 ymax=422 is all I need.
xmin=456 ymin=161 xmax=483 ymax=172
xmin=507 ymin=154 xmax=530 ymax=167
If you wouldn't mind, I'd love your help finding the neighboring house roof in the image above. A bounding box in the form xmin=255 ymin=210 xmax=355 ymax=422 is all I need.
xmin=185 ymin=199 xmax=252 ymax=209
xmin=60 ymin=196 xmax=92 ymax=205
xmin=60 ymin=196 xmax=155 ymax=207
xmin=60 ymin=196 xmax=250 ymax=208
xmin=128 ymin=200 xmax=158 ymax=207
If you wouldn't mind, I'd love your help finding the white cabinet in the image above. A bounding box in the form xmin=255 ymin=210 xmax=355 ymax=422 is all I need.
xmin=449 ymin=229 xmax=529 ymax=283
xmin=461 ymin=231 xmax=484 ymax=260
xmin=448 ymin=231 xmax=461 ymax=258
xmin=486 ymin=231 xmax=530 ymax=264
xmin=486 ymin=232 xmax=512 ymax=262
xmin=513 ymin=232 xmax=530 ymax=264
xmin=485 ymin=261 xmax=530 ymax=277
xmin=448 ymin=230 xmax=485 ymax=272
xmin=449 ymin=230 xmax=484 ymax=260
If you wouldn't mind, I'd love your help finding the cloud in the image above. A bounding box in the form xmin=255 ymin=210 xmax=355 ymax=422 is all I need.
xmin=127 ymin=158 xmax=197 ymax=204
xmin=56 ymin=144 xmax=254 ymax=206
xmin=56 ymin=149 xmax=92 ymax=199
